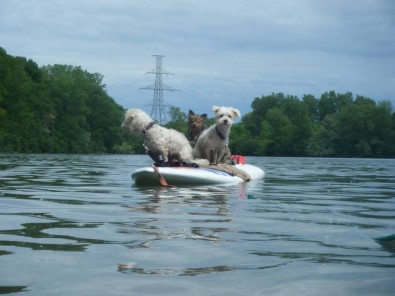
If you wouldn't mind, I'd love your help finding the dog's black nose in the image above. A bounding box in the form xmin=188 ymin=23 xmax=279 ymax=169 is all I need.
xmin=223 ymin=119 xmax=228 ymax=124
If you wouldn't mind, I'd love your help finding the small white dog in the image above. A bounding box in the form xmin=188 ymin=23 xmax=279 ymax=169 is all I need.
xmin=193 ymin=106 xmax=241 ymax=164
xmin=122 ymin=109 xmax=195 ymax=163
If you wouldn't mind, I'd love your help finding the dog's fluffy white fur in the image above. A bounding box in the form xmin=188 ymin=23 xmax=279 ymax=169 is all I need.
xmin=193 ymin=106 xmax=241 ymax=164
xmin=122 ymin=109 xmax=199 ymax=163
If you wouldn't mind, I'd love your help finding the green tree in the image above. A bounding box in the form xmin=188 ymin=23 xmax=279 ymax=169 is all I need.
xmin=282 ymin=96 xmax=312 ymax=155
xmin=318 ymin=91 xmax=353 ymax=120
xmin=306 ymin=115 xmax=337 ymax=157
xmin=165 ymin=106 xmax=188 ymax=134
xmin=114 ymin=133 xmax=145 ymax=154
xmin=229 ymin=123 xmax=260 ymax=155
xmin=302 ymin=94 xmax=319 ymax=123
xmin=335 ymin=98 xmax=393 ymax=157
xmin=260 ymin=108 xmax=293 ymax=155
xmin=0 ymin=48 xmax=125 ymax=153
xmin=0 ymin=50 xmax=51 ymax=152
xmin=42 ymin=65 xmax=91 ymax=153
xmin=243 ymin=93 xmax=286 ymax=134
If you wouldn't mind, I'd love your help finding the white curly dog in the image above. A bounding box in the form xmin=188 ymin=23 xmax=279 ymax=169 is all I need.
xmin=122 ymin=109 xmax=207 ymax=164
xmin=193 ymin=106 xmax=241 ymax=164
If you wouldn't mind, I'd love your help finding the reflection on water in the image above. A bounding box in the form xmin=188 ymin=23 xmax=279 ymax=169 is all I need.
xmin=0 ymin=286 xmax=29 ymax=294
xmin=0 ymin=154 xmax=394 ymax=295
xmin=375 ymin=234 xmax=395 ymax=255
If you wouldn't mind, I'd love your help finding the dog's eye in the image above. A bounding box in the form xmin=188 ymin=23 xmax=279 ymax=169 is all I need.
xmin=220 ymin=114 xmax=224 ymax=118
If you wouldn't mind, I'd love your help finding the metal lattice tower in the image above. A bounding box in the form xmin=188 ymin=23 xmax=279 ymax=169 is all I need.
xmin=140 ymin=55 xmax=178 ymax=124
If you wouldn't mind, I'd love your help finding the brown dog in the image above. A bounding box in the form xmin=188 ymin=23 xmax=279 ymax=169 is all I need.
xmin=187 ymin=110 xmax=207 ymax=147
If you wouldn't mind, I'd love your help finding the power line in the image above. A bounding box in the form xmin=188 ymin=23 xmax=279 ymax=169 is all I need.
xmin=140 ymin=55 xmax=179 ymax=124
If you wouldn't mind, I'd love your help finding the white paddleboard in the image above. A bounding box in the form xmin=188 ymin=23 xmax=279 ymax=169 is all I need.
xmin=132 ymin=163 xmax=265 ymax=186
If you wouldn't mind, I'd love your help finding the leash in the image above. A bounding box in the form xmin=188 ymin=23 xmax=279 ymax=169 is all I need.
xmin=152 ymin=165 xmax=176 ymax=188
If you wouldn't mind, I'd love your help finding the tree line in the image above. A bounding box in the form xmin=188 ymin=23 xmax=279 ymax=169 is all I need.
xmin=1 ymin=48 xmax=394 ymax=157
xmin=230 ymin=92 xmax=394 ymax=158
xmin=0 ymin=47 xmax=126 ymax=153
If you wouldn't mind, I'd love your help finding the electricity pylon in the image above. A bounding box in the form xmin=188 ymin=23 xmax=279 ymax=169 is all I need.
xmin=140 ymin=55 xmax=178 ymax=124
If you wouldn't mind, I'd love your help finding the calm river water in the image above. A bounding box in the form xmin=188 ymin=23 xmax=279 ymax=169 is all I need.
xmin=0 ymin=154 xmax=394 ymax=295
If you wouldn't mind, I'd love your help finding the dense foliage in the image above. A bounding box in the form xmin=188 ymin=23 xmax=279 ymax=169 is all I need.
xmin=1 ymin=48 xmax=394 ymax=157
xmin=229 ymin=92 xmax=395 ymax=158
xmin=0 ymin=48 xmax=126 ymax=153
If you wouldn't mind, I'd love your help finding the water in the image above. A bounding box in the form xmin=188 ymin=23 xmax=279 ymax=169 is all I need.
xmin=0 ymin=154 xmax=394 ymax=296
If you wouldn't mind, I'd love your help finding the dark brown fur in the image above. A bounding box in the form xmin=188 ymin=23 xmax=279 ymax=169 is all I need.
xmin=187 ymin=110 xmax=207 ymax=147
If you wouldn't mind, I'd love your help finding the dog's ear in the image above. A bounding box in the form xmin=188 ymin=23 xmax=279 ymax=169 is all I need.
xmin=212 ymin=106 xmax=221 ymax=113
xmin=201 ymin=114 xmax=207 ymax=120
xmin=232 ymin=108 xmax=241 ymax=117
xmin=125 ymin=109 xmax=134 ymax=120
xmin=189 ymin=110 xmax=195 ymax=115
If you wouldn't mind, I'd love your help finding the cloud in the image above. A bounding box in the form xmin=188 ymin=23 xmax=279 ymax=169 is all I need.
xmin=0 ymin=0 xmax=394 ymax=117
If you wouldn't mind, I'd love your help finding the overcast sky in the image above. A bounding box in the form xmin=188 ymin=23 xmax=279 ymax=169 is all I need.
xmin=1 ymin=0 xmax=394 ymax=118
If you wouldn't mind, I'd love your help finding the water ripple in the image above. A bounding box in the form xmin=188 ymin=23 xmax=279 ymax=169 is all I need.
xmin=1 ymin=154 xmax=394 ymax=295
